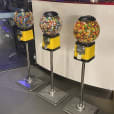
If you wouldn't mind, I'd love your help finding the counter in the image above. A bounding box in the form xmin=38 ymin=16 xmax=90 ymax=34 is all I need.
xmin=32 ymin=0 xmax=114 ymax=90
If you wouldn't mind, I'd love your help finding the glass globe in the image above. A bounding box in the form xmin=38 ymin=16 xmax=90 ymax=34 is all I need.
xmin=40 ymin=11 xmax=62 ymax=37
xmin=73 ymin=16 xmax=100 ymax=43
xmin=14 ymin=9 xmax=33 ymax=30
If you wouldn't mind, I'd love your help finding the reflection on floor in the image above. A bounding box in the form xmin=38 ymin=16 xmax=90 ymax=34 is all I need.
xmin=0 ymin=53 xmax=26 ymax=71
xmin=0 ymin=66 xmax=113 ymax=114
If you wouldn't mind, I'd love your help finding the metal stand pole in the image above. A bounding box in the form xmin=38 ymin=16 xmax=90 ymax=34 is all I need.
xmin=64 ymin=62 xmax=98 ymax=114
xmin=17 ymin=42 xmax=44 ymax=91
xmin=77 ymin=62 xmax=85 ymax=112
xmin=49 ymin=51 xmax=55 ymax=96
xmin=38 ymin=50 xmax=68 ymax=106
xmin=25 ymin=42 xmax=32 ymax=84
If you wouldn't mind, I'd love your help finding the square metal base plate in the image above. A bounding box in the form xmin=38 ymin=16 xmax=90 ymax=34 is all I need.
xmin=17 ymin=77 xmax=44 ymax=91
xmin=38 ymin=85 xmax=68 ymax=106
xmin=64 ymin=98 xmax=98 ymax=114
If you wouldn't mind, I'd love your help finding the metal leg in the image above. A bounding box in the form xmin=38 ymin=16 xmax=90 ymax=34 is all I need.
xmin=76 ymin=62 xmax=85 ymax=112
xmin=38 ymin=50 xmax=68 ymax=106
xmin=64 ymin=62 xmax=98 ymax=114
xmin=17 ymin=42 xmax=44 ymax=91
xmin=49 ymin=51 xmax=55 ymax=96
xmin=25 ymin=42 xmax=32 ymax=83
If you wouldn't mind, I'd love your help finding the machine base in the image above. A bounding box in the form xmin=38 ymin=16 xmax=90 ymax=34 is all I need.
xmin=74 ymin=56 xmax=95 ymax=63
xmin=64 ymin=98 xmax=98 ymax=114
xmin=38 ymin=85 xmax=68 ymax=106
xmin=42 ymin=34 xmax=60 ymax=50
xmin=42 ymin=47 xmax=60 ymax=51
xmin=17 ymin=76 xmax=44 ymax=91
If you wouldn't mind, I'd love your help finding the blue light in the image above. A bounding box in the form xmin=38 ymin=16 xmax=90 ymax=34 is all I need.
xmin=2 ymin=26 xmax=10 ymax=33
xmin=18 ymin=80 xmax=31 ymax=88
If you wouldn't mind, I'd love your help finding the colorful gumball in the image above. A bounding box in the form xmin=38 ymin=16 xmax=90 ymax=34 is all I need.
xmin=14 ymin=9 xmax=33 ymax=30
xmin=73 ymin=16 xmax=100 ymax=43
xmin=40 ymin=11 xmax=62 ymax=37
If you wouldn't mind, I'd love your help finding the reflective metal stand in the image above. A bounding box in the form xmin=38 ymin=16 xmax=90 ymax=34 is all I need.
xmin=38 ymin=51 xmax=68 ymax=106
xmin=64 ymin=62 xmax=98 ymax=114
xmin=17 ymin=42 xmax=44 ymax=91
xmin=49 ymin=51 xmax=55 ymax=96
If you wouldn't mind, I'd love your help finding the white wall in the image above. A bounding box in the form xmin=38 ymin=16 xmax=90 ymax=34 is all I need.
xmin=32 ymin=1 xmax=114 ymax=90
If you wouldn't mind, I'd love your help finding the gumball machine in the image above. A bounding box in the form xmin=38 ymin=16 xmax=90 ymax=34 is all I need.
xmin=14 ymin=9 xmax=34 ymax=41
xmin=38 ymin=11 xmax=68 ymax=106
xmin=73 ymin=16 xmax=100 ymax=62
xmin=14 ymin=9 xmax=43 ymax=91
xmin=64 ymin=16 xmax=100 ymax=114
xmin=40 ymin=11 xmax=62 ymax=50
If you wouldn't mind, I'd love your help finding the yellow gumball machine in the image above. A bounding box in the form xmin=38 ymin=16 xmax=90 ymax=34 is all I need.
xmin=74 ymin=16 xmax=100 ymax=62
xmin=74 ymin=41 xmax=95 ymax=62
xmin=14 ymin=9 xmax=34 ymax=42
xmin=64 ymin=16 xmax=100 ymax=114
xmin=38 ymin=11 xmax=68 ymax=106
xmin=17 ymin=28 xmax=34 ymax=42
xmin=14 ymin=9 xmax=43 ymax=91
xmin=42 ymin=33 xmax=60 ymax=51
xmin=40 ymin=11 xmax=61 ymax=51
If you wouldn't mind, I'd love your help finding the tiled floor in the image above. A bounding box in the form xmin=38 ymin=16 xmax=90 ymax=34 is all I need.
xmin=0 ymin=66 xmax=113 ymax=114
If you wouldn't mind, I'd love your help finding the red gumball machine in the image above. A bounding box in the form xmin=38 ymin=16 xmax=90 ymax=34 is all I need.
xmin=64 ymin=16 xmax=100 ymax=114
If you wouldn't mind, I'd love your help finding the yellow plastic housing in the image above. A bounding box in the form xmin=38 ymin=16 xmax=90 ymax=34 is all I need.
xmin=18 ymin=29 xmax=34 ymax=42
xmin=74 ymin=43 xmax=95 ymax=62
xmin=42 ymin=35 xmax=60 ymax=51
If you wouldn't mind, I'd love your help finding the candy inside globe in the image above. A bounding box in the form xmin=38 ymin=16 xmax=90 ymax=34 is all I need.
xmin=14 ymin=9 xmax=33 ymax=30
xmin=40 ymin=11 xmax=62 ymax=37
xmin=73 ymin=16 xmax=100 ymax=43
